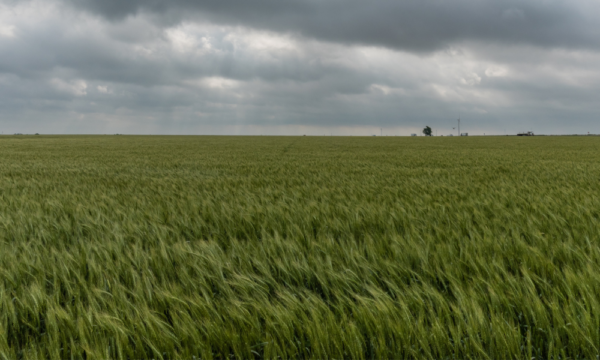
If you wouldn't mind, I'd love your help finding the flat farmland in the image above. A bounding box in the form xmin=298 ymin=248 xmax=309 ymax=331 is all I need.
xmin=1 ymin=135 xmax=600 ymax=359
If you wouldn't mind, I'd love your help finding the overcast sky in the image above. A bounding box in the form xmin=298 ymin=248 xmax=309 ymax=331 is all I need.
xmin=1 ymin=0 xmax=599 ymax=135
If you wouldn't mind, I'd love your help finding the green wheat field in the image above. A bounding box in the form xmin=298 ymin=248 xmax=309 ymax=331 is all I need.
xmin=1 ymin=135 xmax=600 ymax=359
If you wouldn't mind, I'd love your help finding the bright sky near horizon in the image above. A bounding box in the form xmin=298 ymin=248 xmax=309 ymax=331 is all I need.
xmin=1 ymin=0 xmax=600 ymax=135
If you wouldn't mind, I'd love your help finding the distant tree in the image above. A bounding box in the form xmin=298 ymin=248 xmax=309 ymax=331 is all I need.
xmin=423 ymin=126 xmax=432 ymax=136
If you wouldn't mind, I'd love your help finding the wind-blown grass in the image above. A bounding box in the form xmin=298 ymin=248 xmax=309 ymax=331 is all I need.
xmin=1 ymin=135 xmax=600 ymax=359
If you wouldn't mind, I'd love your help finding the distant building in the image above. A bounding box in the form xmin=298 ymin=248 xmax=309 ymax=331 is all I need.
xmin=517 ymin=131 xmax=534 ymax=136
xmin=411 ymin=133 xmax=417 ymax=136
xmin=461 ymin=133 xmax=468 ymax=136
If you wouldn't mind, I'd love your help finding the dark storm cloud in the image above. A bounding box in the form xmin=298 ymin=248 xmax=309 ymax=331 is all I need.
xmin=62 ymin=0 xmax=600 ymax=51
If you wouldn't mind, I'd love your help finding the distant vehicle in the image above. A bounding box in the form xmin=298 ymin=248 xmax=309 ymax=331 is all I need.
xmin=411 ymin=134 xmax=417 ymax=136
xmin=461 ymin=133 xmax=468 ymax=136
xmin=517 ymin=131 xmax=534 ymax=136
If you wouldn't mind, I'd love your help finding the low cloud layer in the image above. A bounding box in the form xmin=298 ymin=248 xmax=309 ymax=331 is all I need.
xmin=1 ymin=0 xmax=599 ymax=135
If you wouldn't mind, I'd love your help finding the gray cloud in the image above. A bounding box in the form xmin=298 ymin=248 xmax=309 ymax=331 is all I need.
xmin=61 ymin=0 xmax=600 ymax=52
xmin=1 ymin=0 xmax=600 ymax=135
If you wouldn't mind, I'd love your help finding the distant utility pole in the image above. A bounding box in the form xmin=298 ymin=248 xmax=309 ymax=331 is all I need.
xmin=380 ymin=128 xmax=382 ymax=136
xmin=458 ymin=117 xmax=461 ymax=136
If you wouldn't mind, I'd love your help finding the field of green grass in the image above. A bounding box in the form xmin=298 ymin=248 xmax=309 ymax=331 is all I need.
xmin=1 ymin=135 xmax=600 ymax=359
